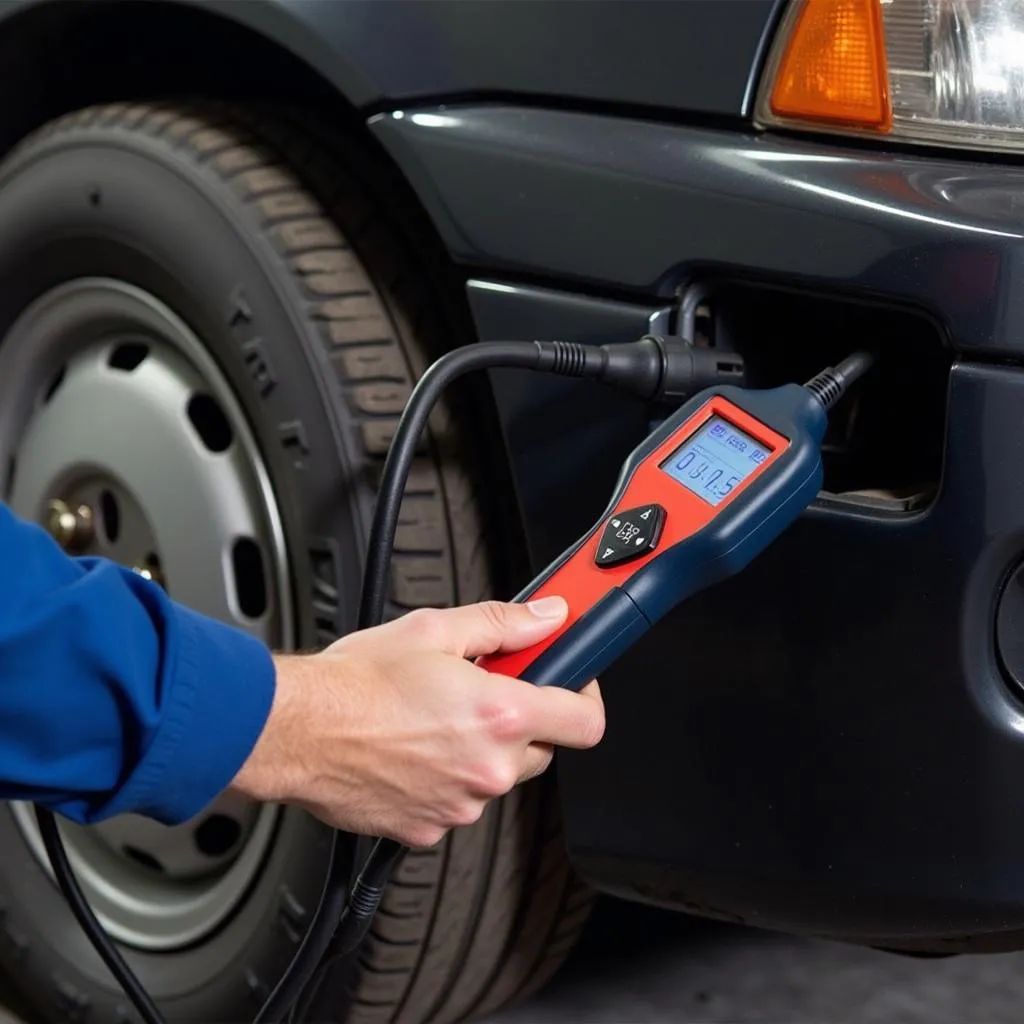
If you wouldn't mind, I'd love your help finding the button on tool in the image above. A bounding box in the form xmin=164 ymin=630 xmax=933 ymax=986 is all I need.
xmin=594 ymin=504 xmax=666 ymax=568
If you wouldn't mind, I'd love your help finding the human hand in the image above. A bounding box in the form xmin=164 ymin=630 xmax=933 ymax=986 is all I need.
xmin=229 ymin=597 xmax=604 ymax=847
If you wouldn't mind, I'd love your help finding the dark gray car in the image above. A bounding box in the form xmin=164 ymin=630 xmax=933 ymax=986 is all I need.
xmin=0 ymin=1 xmax=1017 ymax=1021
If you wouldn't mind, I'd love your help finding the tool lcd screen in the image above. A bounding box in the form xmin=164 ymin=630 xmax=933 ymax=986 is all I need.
xmin=660 ymin=416 xmax=771 ymax=506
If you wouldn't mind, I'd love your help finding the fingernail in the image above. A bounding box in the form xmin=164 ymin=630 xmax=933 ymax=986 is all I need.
xmin=527 ymin=595 xmax=567 ymax=618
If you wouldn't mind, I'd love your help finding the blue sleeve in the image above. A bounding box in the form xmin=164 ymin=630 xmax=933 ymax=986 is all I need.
xmin=0 ymin=502 xmax=277 ymax=826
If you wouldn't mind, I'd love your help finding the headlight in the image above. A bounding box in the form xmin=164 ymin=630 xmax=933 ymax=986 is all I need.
xmin=755 ymin=0 xmax=1024 ymax=154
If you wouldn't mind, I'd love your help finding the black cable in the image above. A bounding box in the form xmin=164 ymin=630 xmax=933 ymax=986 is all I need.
xmin=360 ymin=343 xmax=550 ymax=632
xmin=833 ymin=351 xmax=875 ymax=391
xmin=265 ymin=345 xmax=565 ymax=1022
xmin=804 ymin=351 xmax=874 ymax=410
xmin=33 ymin=806 xmax=165 ymax=1024
xmin=284 ymin=336 xmax=748 ymax=1019
xmin=252 ymin=832 xmax=353 ymax=1023
xmin=284 ymin=836 xmax=406 ymax=1023
xmin=263 ymin=341 xmax=617 ymax=1019
xmin=30 ymin=334 xmax=749 ymax=1024
xmin=361 ymin=337 xmax=745 ymax=631
xmin=261 ymin=346 xmax=566 ymax=1021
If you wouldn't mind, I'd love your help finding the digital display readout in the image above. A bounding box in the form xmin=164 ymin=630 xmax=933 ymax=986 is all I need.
xmin=660 ymin=416 xmax=771 ymax=506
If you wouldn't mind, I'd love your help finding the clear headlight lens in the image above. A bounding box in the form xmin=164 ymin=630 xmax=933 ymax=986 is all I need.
xmin=756 ymin=0 xmax=1024 ymax=154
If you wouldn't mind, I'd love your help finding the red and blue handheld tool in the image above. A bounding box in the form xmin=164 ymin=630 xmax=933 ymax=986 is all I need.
xmin=479 ymin=351 xmax=873 ymax=690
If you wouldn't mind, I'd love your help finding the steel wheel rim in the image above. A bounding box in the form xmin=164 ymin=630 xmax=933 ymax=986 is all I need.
xmin=0 ymin=278 xmax=294 ymax=951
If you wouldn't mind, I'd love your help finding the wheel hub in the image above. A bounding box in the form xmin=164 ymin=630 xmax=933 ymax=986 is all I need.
xmin=44 ymin=498 xmax=96 ymax=553
xmin=0 ymin=279 xmax=294 ymax=950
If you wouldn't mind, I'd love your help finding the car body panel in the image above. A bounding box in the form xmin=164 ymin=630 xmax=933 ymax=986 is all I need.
xmin=203 ymin=0 xmax=782 ymax=117
xmin=0 ymin=0 xmax=781 ymax=117
xmin=372 ymin=105 xmax=1022 ymax=356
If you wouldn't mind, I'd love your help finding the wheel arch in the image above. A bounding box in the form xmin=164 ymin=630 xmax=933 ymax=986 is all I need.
xmin=0 ymin=0 xmax=465 ymax=308
xmin=0 ymin=0 xmax=440 ymax=266
xmin=0 ymin=0 xmax=378 ymax=126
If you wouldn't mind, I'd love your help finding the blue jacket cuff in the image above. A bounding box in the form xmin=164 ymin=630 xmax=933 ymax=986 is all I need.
xmin=98 ymin=603 xmax=277 ymax=826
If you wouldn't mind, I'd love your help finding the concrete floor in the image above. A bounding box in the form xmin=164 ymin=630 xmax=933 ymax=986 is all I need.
xmin=488 ymin=898 xmax=1024 ymax=1024
xmin=7 ymin=899 xmax=1024 ymax=1022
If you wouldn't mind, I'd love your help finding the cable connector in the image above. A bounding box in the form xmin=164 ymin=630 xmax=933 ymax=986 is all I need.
xmin=804 ymin=351 xmax=874 ymax=410
xmin=533 ymin=334 xmax=744 ymax=403
xmin=646 ymin=334 xmax=746 ymax=401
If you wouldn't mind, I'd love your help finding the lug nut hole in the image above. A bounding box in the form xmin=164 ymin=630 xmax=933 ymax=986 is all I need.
xmin=108 ymin=342 xmax=150 ymax=372
xmin=194 ymin=814 xmax=242 ymax=858
xmin=187 ymin=394 xmax=233 ymax=453
xmin=232 ymin=538 xmax=267 ymax=619
xmin=100 ymin=490 xmax=120 ymax=543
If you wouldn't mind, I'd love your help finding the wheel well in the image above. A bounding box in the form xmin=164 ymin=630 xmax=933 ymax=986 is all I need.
xmin=0 ymin=0 xmax=348 ymax=148
xmin=0 ymin=0 xmax=533 ymax=594
xmin=0 ymin=0 xmax=456 ymax=286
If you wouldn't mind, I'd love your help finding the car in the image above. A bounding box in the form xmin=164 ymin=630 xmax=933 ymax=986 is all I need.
xmin=0 ymin=0 xmax=1017 ymax=1020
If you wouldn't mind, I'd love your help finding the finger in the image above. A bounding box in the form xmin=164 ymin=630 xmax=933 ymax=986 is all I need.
xmin=511 ymin=679 xmax=606 ymax=750
xmin=404 ymin=597 xmax=569 ymax=659
xmin=517 ymin=742 xmax=554 ymax=784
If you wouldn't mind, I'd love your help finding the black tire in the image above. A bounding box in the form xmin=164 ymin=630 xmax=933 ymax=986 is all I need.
xmin=0 ymin=103 xmax=591 ymax=1024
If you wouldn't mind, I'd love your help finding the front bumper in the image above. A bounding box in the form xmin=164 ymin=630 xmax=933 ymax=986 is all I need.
xmin=373 ymin=106 xmax=1024 ymax=951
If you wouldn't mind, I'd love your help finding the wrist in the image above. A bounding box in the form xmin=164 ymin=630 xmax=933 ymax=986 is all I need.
xmin=228 ymin=653 xmax=310 ymax=806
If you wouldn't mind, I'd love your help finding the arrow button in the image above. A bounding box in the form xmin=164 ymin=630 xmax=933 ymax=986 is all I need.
xmin=593 ymin=503 xmax=666 ymax=569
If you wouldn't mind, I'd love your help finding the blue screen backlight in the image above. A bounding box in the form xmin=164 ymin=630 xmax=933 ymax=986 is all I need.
xmin=660 ymin=416 xmax=771 ymax=506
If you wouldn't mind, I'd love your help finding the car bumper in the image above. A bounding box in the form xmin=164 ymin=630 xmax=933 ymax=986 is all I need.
xmin=373 ymin=106 xmax=1024 ymax=951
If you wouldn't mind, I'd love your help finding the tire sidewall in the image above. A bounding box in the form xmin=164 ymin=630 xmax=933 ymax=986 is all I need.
xmin=0 ymin=122 xmax=373 ymax=1019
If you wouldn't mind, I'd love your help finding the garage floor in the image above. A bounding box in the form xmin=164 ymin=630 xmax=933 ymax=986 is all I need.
xmin=5 ymin=899 xmax=1024 ymax=1022
xmin=486 ymin=898 xmax=1024 ymax=1024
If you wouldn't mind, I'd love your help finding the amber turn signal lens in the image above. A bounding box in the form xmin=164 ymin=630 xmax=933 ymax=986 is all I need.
xmin=769 ymin=0 xmax=891 ymax=131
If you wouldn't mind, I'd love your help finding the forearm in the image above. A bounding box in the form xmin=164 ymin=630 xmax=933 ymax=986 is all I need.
xmin=0 ymin=502 xmax=276 ymax=825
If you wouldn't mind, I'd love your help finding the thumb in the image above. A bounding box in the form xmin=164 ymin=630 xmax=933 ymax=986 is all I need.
xmin=411 ymin=597 xmax=568 ymax=659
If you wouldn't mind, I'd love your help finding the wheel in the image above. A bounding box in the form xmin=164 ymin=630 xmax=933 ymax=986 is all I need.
xmin=0 ymin=102 xmax=591 ymax=1023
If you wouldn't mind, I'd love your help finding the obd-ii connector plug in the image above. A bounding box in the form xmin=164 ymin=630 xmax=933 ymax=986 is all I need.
xmin=535 ymin=333 xmax=745 ymax=402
